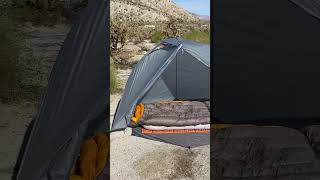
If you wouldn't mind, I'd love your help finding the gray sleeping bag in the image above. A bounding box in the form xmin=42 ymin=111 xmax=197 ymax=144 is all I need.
xmin=132 ymin=101 xmax=210 ymax=127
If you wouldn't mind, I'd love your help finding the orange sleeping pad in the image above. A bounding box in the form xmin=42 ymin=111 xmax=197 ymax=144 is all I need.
xmin=141 ymin=128 xmax=210 ymax=134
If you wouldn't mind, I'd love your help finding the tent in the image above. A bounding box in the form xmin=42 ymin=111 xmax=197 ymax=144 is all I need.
xmin=212 ymin=1 xmax=320 ymax=179
xmin=112 ymin=38 xmax=210 ymax=148
xmin=13 ymin=0 xmax=108 ymax=180
xmin=213 ymin=0 xmax=320 ymax=127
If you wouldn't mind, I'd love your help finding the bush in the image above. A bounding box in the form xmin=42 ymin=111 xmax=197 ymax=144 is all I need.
xmin=182 ymin=30 xmax=210 ymax=44
xmin=110 ymin=16 xmax=130 ymax=51
xmin=130 ymin=26 xmax=154 ymax=44
xmin=110 ymin=59 xmax=118 ymax=94
xmin=150 ymin=31 xmax=166 ymax=43
xmin=165 ymin=18 xmax=182 ymax=37
xmin=0 ymin=11 xmax=48 ymax=102
xmin=0 ymin=16 xmax=21 ymax=102
xmin=11 ymin=0 xmax=87 ymax=25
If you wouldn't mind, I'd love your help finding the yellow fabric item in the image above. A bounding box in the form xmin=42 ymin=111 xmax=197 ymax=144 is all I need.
xmin=70 ymin=175 xmax=84 ymax=180
xmin=131 ymin=103 xmax=144 ymax=122
xmin=94 ymin=133 xmax=109 ymax=177
xmin=70 ymin=133 xmax=110 ymax=180
xmin=79 ymin=138 xmax=98 ymax=180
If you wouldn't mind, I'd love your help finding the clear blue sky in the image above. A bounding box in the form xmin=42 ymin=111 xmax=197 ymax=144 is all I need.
xmin=173 ymin=0 xmax=210 ymax=16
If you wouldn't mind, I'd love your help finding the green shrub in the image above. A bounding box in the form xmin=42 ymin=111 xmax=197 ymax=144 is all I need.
xmin=151 ymin=31 xmax=166 ymax=43
xmin=0 ymin=16 xmax=21 ymax=58
xmin=0 ymin=11 xmax=51 ymax=102
xmin=110 ymin=59 xmax=119 ymax=94
xmin=0 ymin=16 xmax=21 ymax=102
xmin=182 ymin=30 xmax=210 ymax=44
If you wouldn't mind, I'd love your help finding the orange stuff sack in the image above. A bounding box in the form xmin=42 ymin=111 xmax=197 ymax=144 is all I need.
xmin=79 ymin=138 xmax=98 ymax=180
xmin=159 ymin=100 xmax=184 ymax=104
xmin=94 ymin=133 xmax=110 ymax=177
xmin=70 ymin=175 xmax=84 ymax=180
xmin=131 ymin=103 xmax=144 ymax=123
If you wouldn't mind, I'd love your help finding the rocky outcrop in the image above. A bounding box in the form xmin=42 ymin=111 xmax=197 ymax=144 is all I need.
xmin=110 ymin=0 xmax=199 ymax=23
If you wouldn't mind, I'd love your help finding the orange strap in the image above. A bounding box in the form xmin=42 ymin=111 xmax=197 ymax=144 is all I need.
xmin=141 ymin=128 xmax=210 ymax=134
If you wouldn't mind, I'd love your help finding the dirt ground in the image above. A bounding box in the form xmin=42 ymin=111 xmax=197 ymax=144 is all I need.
xmin=0 ymin=101 xmax=38 ymax=179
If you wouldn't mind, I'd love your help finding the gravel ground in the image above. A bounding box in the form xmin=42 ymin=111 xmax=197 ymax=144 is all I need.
xmin=110 ymin=66 xmax=210 ymax=180
xmin=0 ymin=101 xmax=37 ymax=180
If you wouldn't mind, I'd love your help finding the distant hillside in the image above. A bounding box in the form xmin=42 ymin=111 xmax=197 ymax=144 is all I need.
xmin=110 ymin=0 xmax=199 ymax=23
xmin=197 ymin=15 xmax=210 ymax=21
xmin=190 ymin=12 xmax=210 ymax=21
